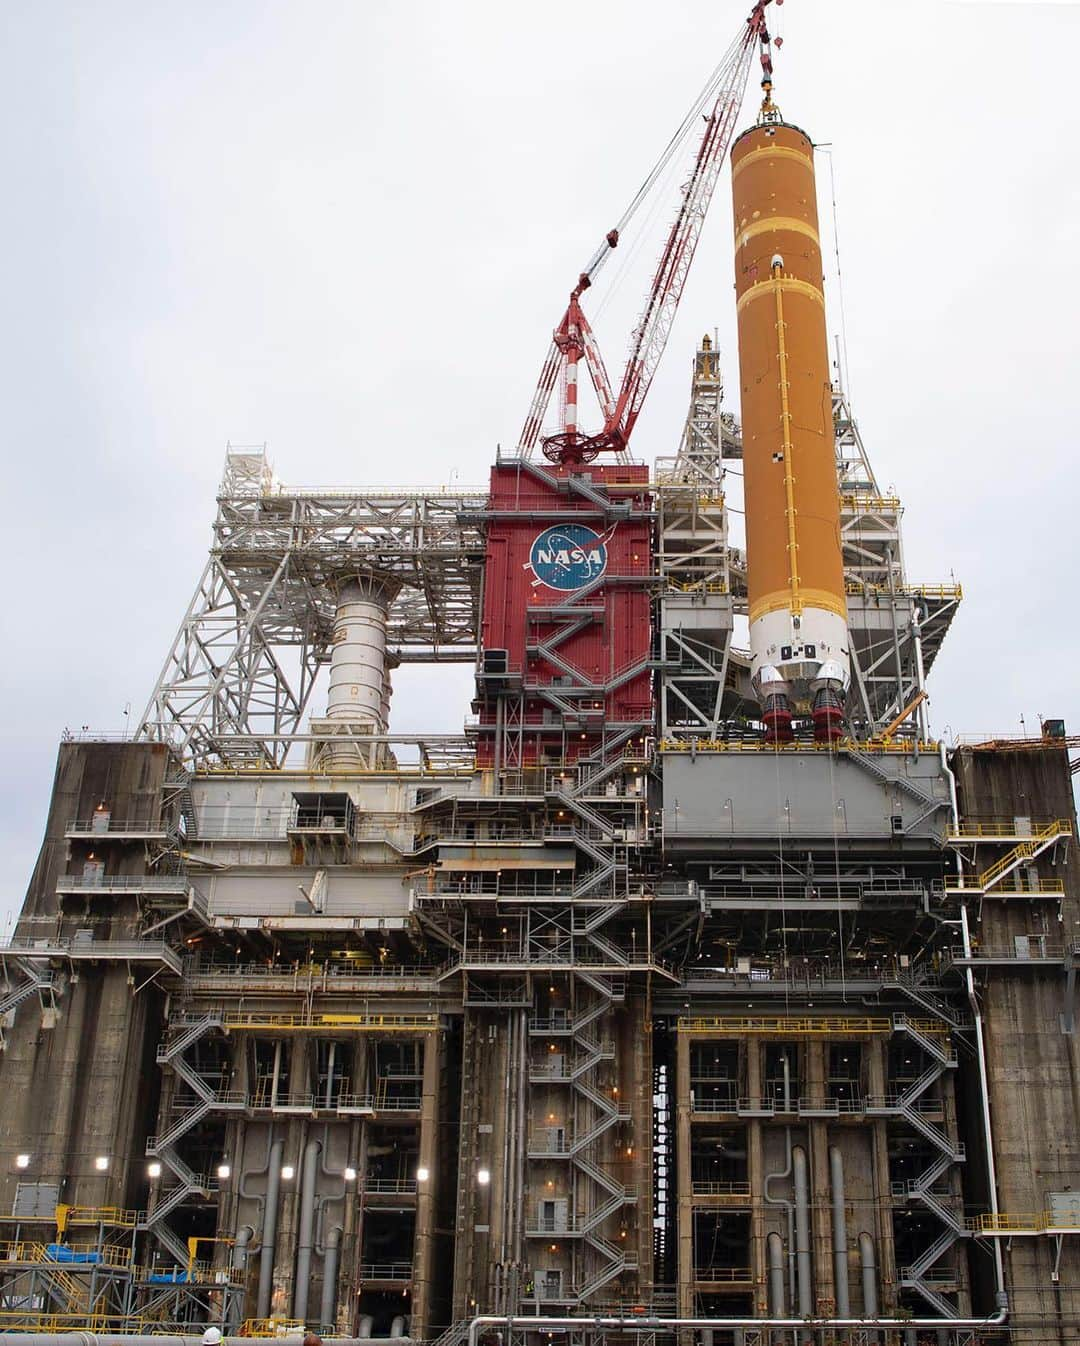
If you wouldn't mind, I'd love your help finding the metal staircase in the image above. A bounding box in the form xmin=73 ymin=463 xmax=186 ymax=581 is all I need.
xmin=892 ymin=1014 xmax=958 ymax=1066
xmin=526 ymin=972 xmax=636 ymax=1304
xmin=28 ymin=1244 xmax=89 ymax=1314
xmin=871 ymin=1021 xmax=967 ymax=1316
xmin=844 ymin=747 xmax=941 ymax=810
xmin=976 ymin=820 xmax=1071 ymax=892
xmin=144 ymin=1012 xmax=239 ymax=1267
xmin=0 ymin=958 xmax=56 ymax=1045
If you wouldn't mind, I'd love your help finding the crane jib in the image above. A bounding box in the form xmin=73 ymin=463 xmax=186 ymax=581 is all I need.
xmin=516 ymin=0 xmax=780 ymax=463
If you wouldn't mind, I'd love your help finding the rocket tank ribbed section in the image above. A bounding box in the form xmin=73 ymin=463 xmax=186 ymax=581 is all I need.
xmin=731 ymin=115 xmax=849 ymax=741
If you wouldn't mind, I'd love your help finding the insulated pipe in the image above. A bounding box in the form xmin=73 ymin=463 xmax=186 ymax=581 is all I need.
xmin=239 ymin=1131 xmax=274 ymax=1200
xmin=232 ymin=1224 xmax=255 ymax=1273
xmin=766 ymin=1232 xmax=786 ymax=1317
xmin=294 ymin=1138 xmax=323 ymax=1322
xmin=320 ymin=1225 xmax=343 ymax=1332
xmin=858 ymin=1232 xmax=878 ymax=1318
xmin=327 ymin=578 xmax=396 ymax=731
xmin=0 ymin=1338 xmax=411 ymax=1346
xmin=257 ymin=1137 xmax=285 ymax=1319
xmin=828 ymin=1146 xmax=850 ymax=1317
xmin=962 ymin=901 xmax=1008 ymax=1305
xmin=763 ymin=1056 xmax=796 ymax=1303
xmin=792 ymin=1145 xmax=812 ymax=1316
xmin=464 ymin=1311 xmax=1009 ymax=1346
xmin=358 ymin=1315 xmax=375 ymax=1339
xmin=228 ymin=1226 xmax=255 ymax=1334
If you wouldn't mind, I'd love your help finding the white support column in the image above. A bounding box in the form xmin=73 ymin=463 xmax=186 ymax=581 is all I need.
xmin=326 ymin=579 xmax=395 ymax=732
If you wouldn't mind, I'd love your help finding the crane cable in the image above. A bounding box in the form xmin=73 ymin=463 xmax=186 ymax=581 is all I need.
xmin=578 ymin=13 xmax=763 ymax=294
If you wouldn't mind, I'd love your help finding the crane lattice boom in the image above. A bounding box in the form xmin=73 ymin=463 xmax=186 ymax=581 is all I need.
xmin=518 ymin=0 xmax=779 ymax=464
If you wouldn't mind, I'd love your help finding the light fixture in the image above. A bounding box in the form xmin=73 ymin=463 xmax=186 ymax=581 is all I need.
xmin=281 ymin=1164 xmax=296 ymax=1181
xmin=148 ymin=1162 xmax=162 ymax=1179
xmin=344 ymin=1166 xmax=358 ymax=1182
xmin=15 ymin=1154 xmax=30 ymax=1170
xmin=477 ymin=1168 xmax=491 ymax=1186
xmin=217 ymin=1163 xmax=231 ymax=1180
xmin=95 ymin=1156 xmax=109 ymax=1171
xmin=416 ymin=1166 xmax=430 ymax=1182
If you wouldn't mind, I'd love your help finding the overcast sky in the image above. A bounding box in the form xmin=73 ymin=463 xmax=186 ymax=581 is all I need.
xmin=1 ymin=1 xmax=1077 ymax=929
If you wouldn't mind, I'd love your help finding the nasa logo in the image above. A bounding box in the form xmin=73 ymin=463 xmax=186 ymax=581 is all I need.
xmin=526 ymin=523 xmax=611 ymax=592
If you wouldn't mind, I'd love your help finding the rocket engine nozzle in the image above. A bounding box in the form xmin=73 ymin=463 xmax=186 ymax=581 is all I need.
xmin=757 ymin=665 xmax=794 ymax=745
xmin=811 ymin=686 xmax=845 ymax=742
xmin=763 ymin=693 xmax=795 ymax=745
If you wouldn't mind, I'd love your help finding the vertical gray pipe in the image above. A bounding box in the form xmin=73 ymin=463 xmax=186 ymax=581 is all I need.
xmin=232 ymin=1224 xmax=254 ymax=1272
xmin=228 ymin=1226 xmax=254 ymax=1333
xmin=763 ymin=1055 xmax=796 ymax=1306
xmin=294 ymin=1138 xmax=323 ymax=1322
xmin=320 ymin=1225 xmax=342 ymax=1331
xmin=766 ymin=1232 xmax=785 ymax=1316
xmin=828 ymin=1146 xmax=850 ymax=1316
xmin=859 ymin=1232 xmax=878 ymax=1317
xmin=792 ymin=1145 xmax=812 ymax=1316
xmin=257 ymin=1137 xmax=284 ymax=1319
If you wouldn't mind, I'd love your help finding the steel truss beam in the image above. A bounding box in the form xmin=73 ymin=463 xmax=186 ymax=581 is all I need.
xmin=139 ymin=448 xmax=487 ymax=767
xmin=656 ymin=352 xmax=962 ymax=739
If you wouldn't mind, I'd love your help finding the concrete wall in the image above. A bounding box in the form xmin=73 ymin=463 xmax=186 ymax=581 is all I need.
xmin=955 ymin=744 xmax=1080 ymax=1341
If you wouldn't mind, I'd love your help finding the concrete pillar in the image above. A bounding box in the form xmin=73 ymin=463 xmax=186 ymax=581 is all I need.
xmin=868 ymin=1038 xmax=898 ymax=1311
xmin=805 ymin=1044 xmax=832 ymax=1312
xmin=746 ymin=1041 xmax=767 ymax=1311
xmin=746 ymin=1037 xmax=762 ymax=1110
xmin=411 ymin=1030 xmax=441 ymax=1337
xmin=749 ymin=1118 xmax=767 ymax=1313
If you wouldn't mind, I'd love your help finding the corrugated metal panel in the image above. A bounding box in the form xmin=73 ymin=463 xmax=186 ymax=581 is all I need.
xmin=478 ymin=460 xmax=653 ymax=764
xmin=208 ymin=873 xmax=410 ymax=918
xmin=13 ymin=1182 xmax=59 ymax=1219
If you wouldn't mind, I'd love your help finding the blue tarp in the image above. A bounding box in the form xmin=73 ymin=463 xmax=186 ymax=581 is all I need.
xmin=147 ymin=1270 xmax=192 ymax=1284
xmin=44 ymin=1244 xmax=102 ymax=1264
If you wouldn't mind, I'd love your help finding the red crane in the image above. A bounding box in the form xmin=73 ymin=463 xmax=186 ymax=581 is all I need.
xmin=517 ymin=0 xmax=780 ymax=465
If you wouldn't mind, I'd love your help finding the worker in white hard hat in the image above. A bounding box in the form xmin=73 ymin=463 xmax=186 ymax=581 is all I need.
xmin=202 ymin=1329 xmax=222 ymax=1345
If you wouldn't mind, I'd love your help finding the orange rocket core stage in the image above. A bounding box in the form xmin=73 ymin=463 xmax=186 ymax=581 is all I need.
xmin=732 ymin=119 xmax=846 ymax=632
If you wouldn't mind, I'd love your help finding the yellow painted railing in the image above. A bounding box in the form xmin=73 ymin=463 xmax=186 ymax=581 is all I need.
xmin=659 ymin=738 xmax=939 ymax=755
xmin=969 ymin=1211 xmax=1080 ymax=1235
xmin=945 ymin=877 xmax=1064 ymax=896
xmin=215 ymin=1010 xmax=438 ymax=1033
xmin=664 ymin=579 xmax=729 ymax=594
xmin=948 ymin=818 xmax=1071 ymax=842
xmin=839 ymin=495 xmax=902 ymax=511
xmin=977 ymin=821 xmax=1073 ymax=889
xmin=55 ymin=1203 xmax=141 ymax=1232
xmin=678 ymin=1016 xmax=892 ymax=1036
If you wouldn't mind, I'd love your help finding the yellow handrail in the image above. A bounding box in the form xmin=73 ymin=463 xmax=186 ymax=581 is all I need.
xmin=678 ymin=1016 xmax=892 ymax=1036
